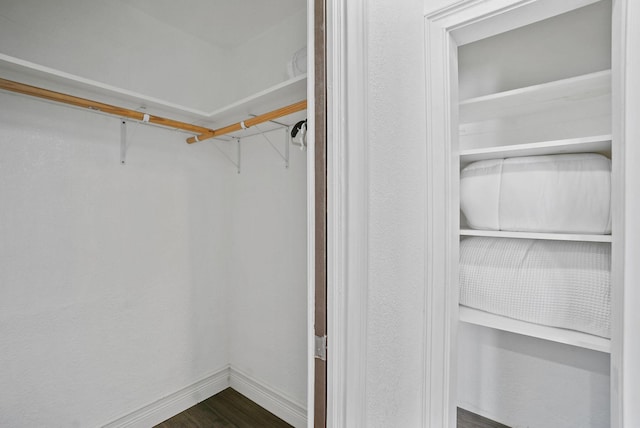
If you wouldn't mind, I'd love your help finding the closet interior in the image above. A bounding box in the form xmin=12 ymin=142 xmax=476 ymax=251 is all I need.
xmin=455 ymin=1 xmax=613 ymax=427
xmin=0 ymin=1 xmax=310 ymax=427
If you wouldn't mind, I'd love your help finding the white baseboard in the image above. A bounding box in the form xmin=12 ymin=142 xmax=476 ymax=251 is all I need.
xmin=229 ymin=367 xmax=308 ymax=428
xmin=101 ymin=365 xmax=307 ymax=428
xmin=102 ymin=366 xmax=230 ymax=428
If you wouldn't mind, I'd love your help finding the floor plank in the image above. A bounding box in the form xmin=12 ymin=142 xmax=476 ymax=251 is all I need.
xmin=154 ymin=388 xmax=291 ymax=428
xmin=458 ymin=407 xmax=510 ymax=428
xmin=155 ymin=388 xmax=508 ymax=428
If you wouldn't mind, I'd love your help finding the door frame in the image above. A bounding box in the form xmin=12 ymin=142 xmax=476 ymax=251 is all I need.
xmin=310 ymin=0 xmax=370 ymax=427
xmin=307 ymin=0 xmax=319 ymax=425
xmin=422 ymin=0 xmax=639 ymax=426
xmin=309 ymin=0 xmax=328 ymax=426
xmin=612 ymin=0 xmax=640 ymax=425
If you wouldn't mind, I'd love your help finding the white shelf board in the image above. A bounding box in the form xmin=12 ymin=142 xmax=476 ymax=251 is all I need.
xmin=459 ymin=306 xmax=611 ymax=353
xmin=459 ymin=70 xmax=611 ymax=123
xmin=459 ymin=135 xmax=611 ymax=163
xmin=203 ymin=75 xmax=307 ymax=128
xmin=0 ymin=53 xmax=207 ymax=122
xmin=0 ymin=53 xmax=307 ymax=131
xmin=459 ymin=229 xmax=612 ymax=242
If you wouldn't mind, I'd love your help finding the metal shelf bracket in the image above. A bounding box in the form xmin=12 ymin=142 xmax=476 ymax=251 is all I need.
xmin=213 ymin=137 xmax=242 ymax=174
xmin=120 ymin=120 xmax=127 ymax=164
xmin=254 ymin=123 xmax=290 ymax=169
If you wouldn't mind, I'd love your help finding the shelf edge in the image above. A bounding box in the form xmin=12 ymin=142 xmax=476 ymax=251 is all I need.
xmin=459 ymin=229 xmax=612 ymax=242
xmin=459 ymin=69 xmax=611 ymax=106
xmin=459 ymin=306 xmax=611 ymax=353
xmin=0 ymin=52 xmax=209 ymax=116
xmin=459 ymin=135 xmax=612 ymax=159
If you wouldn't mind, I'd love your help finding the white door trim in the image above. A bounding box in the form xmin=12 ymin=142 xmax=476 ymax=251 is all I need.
xmin=326 ymin=0 xmax=369 ymax=426
xmin=306 ymin=0 xmax=316 ymax=426
xmin=612 ymin=0 xmax=640 ymax=426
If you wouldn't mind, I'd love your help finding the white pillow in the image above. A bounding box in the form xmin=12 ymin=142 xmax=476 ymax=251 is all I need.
xmin=460 ymin=153 xmax=611 ymax=234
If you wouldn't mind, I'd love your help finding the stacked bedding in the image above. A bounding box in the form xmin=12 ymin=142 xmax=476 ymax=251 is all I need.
xmin=460 ymin=153 xmax=611 ymax=233
xmin=459 ymin=237 xmax=611 ymax=337
xmin=459 ymin=153 xmax=612 ymax=338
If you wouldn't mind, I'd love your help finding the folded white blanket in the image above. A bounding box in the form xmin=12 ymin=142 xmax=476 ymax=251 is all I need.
xmin=459 ymin=237 xmax=611 ymax=338
xmin=460 ymin=153 xmax=611 ymax=233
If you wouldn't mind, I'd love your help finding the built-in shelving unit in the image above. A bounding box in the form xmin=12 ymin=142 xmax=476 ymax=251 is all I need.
xmin=457 ymin=67 xmax=613 ymax=352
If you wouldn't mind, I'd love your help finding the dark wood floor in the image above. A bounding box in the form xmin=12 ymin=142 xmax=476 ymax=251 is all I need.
xmin=154 ymin=388 xmax=292 ymax=428
xmin=155 ymin=388 xmax=508 ymax=427
xmin=458 ymin=407 xmax=510 ymax=428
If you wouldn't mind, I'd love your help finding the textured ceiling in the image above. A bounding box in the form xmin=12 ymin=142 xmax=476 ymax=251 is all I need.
xmin=120 ymin=0 xmax=306 ymax=49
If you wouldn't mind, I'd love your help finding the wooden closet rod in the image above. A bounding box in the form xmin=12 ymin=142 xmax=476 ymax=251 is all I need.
xmin=186 ymin=100 xmax=307 ymax=144
xmin=0 ymin=77 xmax=307 ymax=144
xmin=0 ymin=77 xmax=216 ymax=136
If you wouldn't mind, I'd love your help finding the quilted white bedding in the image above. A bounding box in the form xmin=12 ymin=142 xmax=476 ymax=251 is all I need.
xmin=459 ymin=237 xmax=611 ymax=338
xmin=460 ymin=153 xmax=611 ymax=234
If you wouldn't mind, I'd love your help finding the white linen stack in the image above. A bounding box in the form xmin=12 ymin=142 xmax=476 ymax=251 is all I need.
xmin=459 ymin=153 xmax=612 ymax=338
xmin=460 ymin=153 xmax=611 ymax=233
xmin=459 ymin=237 xmax=611 ymax=337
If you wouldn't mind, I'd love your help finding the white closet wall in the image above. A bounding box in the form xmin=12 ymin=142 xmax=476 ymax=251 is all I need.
xmin=0 ymin=94 xmax=231 ymax=427
xmin=229 ymin=8 xmax=308 ymax=103
xmin=0 ymin=0 xmax=233 ymax=111
xmin=228 ymin=131 xmax=308 ymax=408
xmin=458 ymin=325 xmax=610 ymax=427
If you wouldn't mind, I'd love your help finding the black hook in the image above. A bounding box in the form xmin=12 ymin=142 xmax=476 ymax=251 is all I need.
xmin=291 ymin=119 xmax=307 ymax=138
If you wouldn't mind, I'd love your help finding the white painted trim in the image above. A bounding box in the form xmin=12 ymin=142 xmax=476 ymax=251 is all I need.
xmin=229 ymin=367 xmax=308 ymax=428
xmin=326 ymin=0 xmax=369 ymax=427
xmin=610 ymin=4 xmax=625 ymax=426
xmin=326 ymin=0 xmax=346 ymax=421
xmin=326 ymin=1 xmax=347 ymax=424
xmin=423 ymin=1 xmax=625 ymax=427
xmin=100 ymin=366 xmax=309 ymax=428
xmin=612 ymin=1 xmax=640 ymax=426
xmin=306 ymin=0 xmax=316 ymax=425
xmin=621 ymin=0 xmax=640 ymax=421
xmin=424 ymin=0 xmax=600 ymax=46
xmin=423 ymin=13 xmax=459 ymax=428
xmin=101 ymin=366 xmax=230 ymax=428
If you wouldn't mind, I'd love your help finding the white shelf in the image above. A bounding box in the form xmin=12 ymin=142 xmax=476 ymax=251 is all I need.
xmin=457 ymin=74 xmax=613 ymax=356
xmin=459 ymin=306 xmax=611 ymax=353
xmin=459 ymin=70 xmax=611 ymax=124
xmin=459 ymin=135 xmax=611 ymax=163
xmin=0 ymin=53 xmax=307 ymax=130
xmin=459 ymin=229 xmax=612 ymax=243
xmin=205 ymin=75 xmax=307 ymax=128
